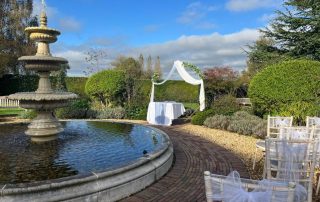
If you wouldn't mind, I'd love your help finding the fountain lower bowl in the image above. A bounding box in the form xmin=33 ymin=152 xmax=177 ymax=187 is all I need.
xmin=0 ymin=121 xmax=173 ymax=202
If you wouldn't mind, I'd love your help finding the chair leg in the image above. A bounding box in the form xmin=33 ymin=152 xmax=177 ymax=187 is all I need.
xmin=316 ymin=173 xmax=320 ymax=196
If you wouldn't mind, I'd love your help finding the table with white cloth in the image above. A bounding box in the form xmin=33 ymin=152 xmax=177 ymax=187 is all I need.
xmin=147 ymin=102 xmax=185 ymax=126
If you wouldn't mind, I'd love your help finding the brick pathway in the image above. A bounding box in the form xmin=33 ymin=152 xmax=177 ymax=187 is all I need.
xmin=121 ymin=125 xmax=249 ymax=202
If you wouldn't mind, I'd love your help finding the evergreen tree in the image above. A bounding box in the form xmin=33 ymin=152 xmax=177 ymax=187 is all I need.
xmin=145 ymin=55 xmax=153 ymax=79
xmin=0 ymin=0 xmax=38 ymax=76
xmin=246 ymin=36 xmax=289 ymax=78
xmin=154 ymin=56 xmax=162 ymax=79
xmin=262 ymin=0 xmax=320 ymax=60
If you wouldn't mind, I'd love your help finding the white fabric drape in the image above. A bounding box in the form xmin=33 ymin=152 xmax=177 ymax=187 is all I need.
xmin=150 ymin=60 xmax=205 ymax=111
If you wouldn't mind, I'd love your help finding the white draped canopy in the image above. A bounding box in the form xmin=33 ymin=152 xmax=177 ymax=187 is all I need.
xmin=150 ymin=60 xmax=205 ymax=111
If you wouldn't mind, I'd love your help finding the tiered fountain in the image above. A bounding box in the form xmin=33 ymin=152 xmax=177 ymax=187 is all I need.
xmin=9 ymin=10 xmax=77 ymax=142
xmin=1 ymin=2 xmax=173 ymax=201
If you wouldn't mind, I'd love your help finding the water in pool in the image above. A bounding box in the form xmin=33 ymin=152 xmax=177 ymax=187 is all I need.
xmin=0 ymin=121 xmax=165 ymax=184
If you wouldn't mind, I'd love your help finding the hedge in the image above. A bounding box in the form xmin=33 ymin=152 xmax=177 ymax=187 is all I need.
xmin=0 ymin=75 xmax=200 ymax=103
xmin=248 ymin=59 xmax=320 ymax=122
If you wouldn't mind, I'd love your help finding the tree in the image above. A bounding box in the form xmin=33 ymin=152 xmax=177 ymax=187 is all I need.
xmin=145 ymin=55 xmax=153 ymax=79
xmin=203 ymin=66 xmax=240 ymax=106
xmin=85 ymin=70 xmax=126 ymax=107
xmin=0 ymin=0 xmax=38 ymax=76
xmin=112 ymin=56 xmax=143 ymax=103
xmin=83 ymin=48 xmax=108 ymax=76
xmin=138 ymin=53 xmax=144 ymax=72
xmin=154 ymin=56 xmax=162 ymax=79
xmin=246 ymin=36 xmax=289 ymax=78
xmin=262 ymin=0 xmax=320 ymax=61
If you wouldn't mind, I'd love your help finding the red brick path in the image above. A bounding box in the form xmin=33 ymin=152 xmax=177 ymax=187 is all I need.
xmin=121 ymin=125 xmax=249 ymax=202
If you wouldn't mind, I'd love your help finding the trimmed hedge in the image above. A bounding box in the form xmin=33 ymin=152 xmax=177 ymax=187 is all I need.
xmin=136 ymin=80 xmax=199 ymax=103
xmin=0 ymin=74 xmax=38 ymax=95
xmin=85 ymin=70 xmax=126 ymax=107
xmin=249 ymin=59 xmax=320 ymax=122
xmin=65 ymin=77 xmax=87 ymax=97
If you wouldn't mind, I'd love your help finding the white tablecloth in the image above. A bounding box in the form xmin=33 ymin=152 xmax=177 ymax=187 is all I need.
xmin=147 ymin=102 xmax=185 ymax=126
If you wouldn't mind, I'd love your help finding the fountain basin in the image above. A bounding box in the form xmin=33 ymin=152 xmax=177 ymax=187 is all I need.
xmin=0 ymin=121 xmax=173 ymax=201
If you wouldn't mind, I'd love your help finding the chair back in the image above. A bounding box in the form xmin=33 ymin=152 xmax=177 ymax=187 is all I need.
xmin=306 ymin=116 xmax=320 ymax=139
xmin=265 ymin=138 xmax=319 ymax=202
xmin=279 ymin=126 xmax=314 ymax=140
xmin=267 ymin=116 xmax=293 ymax=138
xmin=204 ymin=171 xmax=296 ymax=202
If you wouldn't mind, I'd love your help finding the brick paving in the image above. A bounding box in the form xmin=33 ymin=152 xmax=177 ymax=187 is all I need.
xmin=121 ymin=124 xmax=249 ymax=202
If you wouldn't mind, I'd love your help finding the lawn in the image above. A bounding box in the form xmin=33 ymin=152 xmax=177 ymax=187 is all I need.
xmin=0 ymin=108 xmax=24 ymax=115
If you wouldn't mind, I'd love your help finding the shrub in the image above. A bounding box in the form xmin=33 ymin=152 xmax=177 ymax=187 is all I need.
xmin=212 ymin=94 xmax=240 ymax=115
xmin=248 ymin=59 xmax=320 ymax=120
xmin=204 ymin=115 xmax=230 ymax=130
xmin=227 ymin=111 xmax=266 ymax=137
xmin=85 ymin=70 xmax=126 ymax=107
xmin=55 ymin=99 xmax=95 ymax=119
xmin=96 ymin=107 xmax=126 ymax=119
xmin=203 ymin=111 xmax=267 ymax=137
xmin=125 ymin=104 xmax=147 ymax=120
xmin=19 ymin=109 xmax=37 ymax=119
xmin=191 ymin=109 xmax=215 ymax=125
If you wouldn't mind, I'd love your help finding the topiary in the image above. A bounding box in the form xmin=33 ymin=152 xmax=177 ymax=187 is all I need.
xmin=191 ymin=109 xmax=215 ymax=125
xmin=85 ymin=70 xmax=126 ymax=107
xmin=248 ymin=59 xmax=320 ymax=122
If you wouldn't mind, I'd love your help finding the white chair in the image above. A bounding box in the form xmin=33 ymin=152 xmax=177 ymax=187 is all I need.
xmin=253 ymin=116 xmax=293 ymax=170
xmin=306 ymin=116 xmax=320 ymax=196
xmin=204 ymin=171 xmax=296 ymax=202
xmin=265 ymin=138 xmax=319 ymax=202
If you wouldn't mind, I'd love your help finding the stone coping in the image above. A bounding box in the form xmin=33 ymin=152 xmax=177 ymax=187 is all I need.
xmin=0 ymin=120 xmax=173 ymax=201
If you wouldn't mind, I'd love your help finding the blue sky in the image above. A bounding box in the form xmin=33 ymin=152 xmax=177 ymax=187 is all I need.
xmin=33 ymin=0 xmax=282 ymax=76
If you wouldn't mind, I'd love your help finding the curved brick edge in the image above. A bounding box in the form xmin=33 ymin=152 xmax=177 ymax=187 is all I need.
xmin=122 ymin=125 xmax=249 ymax=202
xmin=0 ymin=123 xmax=173 ymax=202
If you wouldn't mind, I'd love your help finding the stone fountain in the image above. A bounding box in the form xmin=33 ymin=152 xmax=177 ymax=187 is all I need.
xmin=9 ymin=10 xmax=77 ymax=142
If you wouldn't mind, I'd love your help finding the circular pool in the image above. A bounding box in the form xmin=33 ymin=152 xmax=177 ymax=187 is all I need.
xmin=0 ymin=121 xmax=173 ymax=201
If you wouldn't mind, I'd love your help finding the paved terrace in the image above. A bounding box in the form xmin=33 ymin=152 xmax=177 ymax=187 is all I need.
xmin=122 ymin=124 xmax=249 ymax=202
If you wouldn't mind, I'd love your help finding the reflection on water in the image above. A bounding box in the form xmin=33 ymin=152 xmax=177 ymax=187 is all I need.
xmin=0 ymin=121 xmax=164 ymax=184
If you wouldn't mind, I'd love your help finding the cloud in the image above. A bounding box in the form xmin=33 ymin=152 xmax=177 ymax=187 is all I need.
xmin=131 ymin=28 xmax=259 ymax=71
xmin=177 ymin=2 xmax=216 ymax=29
xmin=54 ymin=29 xmax=260 ymax=77
xmin=226 ymin=0 xmax=280 ymax=11
xmin=58 ymin=17 xmax=82 ymax=32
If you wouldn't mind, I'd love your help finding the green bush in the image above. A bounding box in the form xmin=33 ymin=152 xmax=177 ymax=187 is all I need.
xmin=249 ymin=59 xmax=320 ymax=121
xmin=228 ymin=111 xmax=266 ymax=137
xmin=191 ymin=109 xmax=215 ymax=125
xmin=85 ymin=70 xmax=126 ymax=107
xmin=125 ymin=104 xmax=148 ymax=120
xmin=19 ymin=109 xmax=37 ymax=119
xmin=96 ymin=107 xmax=126 ymax=119
xmin=212 ymin=94 xmax=240 ymax=115
xmin=204 ymin=115 xmax=230 ymax=130
xmin=0 ymin=74 xmax=38 ymax=95
xmin=203 ymin=111 xmax=267 ymax=138
xmin=55 ymin=99 xmax=96 ymax=119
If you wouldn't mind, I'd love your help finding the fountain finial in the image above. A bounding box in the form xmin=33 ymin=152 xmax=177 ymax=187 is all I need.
xmin=40 ymin=11 xmax=47 ymax=27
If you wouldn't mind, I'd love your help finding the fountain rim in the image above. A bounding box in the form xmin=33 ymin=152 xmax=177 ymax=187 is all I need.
xmin=0 ymin=120 xmax=172 ymax=193
xmin=18 ymin=56 xmax=68 ymax=64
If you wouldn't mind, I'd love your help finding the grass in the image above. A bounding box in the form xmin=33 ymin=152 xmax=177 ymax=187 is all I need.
xmin=0 ymin=108 xmax=24 ymax=115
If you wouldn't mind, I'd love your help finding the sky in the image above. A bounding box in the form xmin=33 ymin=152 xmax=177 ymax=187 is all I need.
xmin=32 ymin=0 xmax=283 ymax=77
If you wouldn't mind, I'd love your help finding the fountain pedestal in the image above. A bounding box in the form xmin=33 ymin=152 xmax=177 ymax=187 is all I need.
xmin=9 ymin=11 xmax=77 ymax=142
